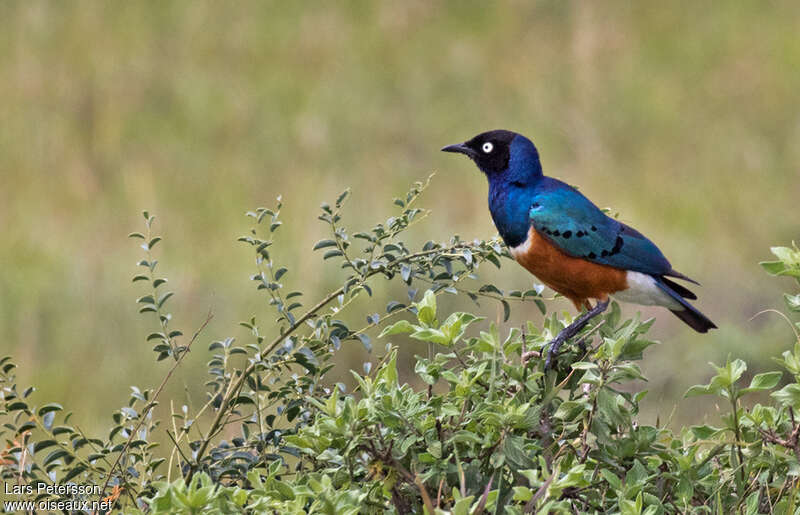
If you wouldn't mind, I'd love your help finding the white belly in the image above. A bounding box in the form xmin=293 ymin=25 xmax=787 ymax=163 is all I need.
xmin=509 ymin=238 xmax=532 ymax=261
xmin=611 ymin=271 xmax=681 ymax=309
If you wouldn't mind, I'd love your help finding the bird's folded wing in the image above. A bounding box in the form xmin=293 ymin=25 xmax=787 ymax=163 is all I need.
xmin=528 ymin=185 xmax=672 ymax=275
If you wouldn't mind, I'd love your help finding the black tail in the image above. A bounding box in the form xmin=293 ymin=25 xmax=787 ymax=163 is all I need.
xmin=655 ymin=277 xmax=717 ymax=333
xmin=660 ymin=276 xmax=697 ymax=300
xmin=669 ymin=307 xmax=717 ymax=333
xmin=664 ymin=269 xmax=701 ymax=286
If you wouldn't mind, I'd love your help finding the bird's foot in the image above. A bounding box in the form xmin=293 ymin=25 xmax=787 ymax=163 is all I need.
xmin=542 ymin=299 xmax=610 ymax=371
xmin=544 ymin=334 xmax=568 ymax=370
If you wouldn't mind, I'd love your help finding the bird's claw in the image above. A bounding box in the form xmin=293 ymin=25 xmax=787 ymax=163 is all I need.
xmin=542 ymin=299 xmax=611 ymax=371
xmin=543 ymin=336 xmax=565 ymax=371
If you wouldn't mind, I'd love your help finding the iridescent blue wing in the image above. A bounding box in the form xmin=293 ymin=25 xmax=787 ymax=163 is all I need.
xmin=529 ymin=178 xmax=672 ymax=275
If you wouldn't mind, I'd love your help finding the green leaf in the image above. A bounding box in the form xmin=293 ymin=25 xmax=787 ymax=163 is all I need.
xmin=619 ymin=338 xmax=658 ymax=361
xmin=785 ymin=293 xmax=800 ymax=312
xmin=34 ymin=440 xmax=58 ymax=453
xmin=684 ymin=384 xmax=713 ymax=398
xmin=386 ymin=301 xmax=405 ymax=313
xmin=771 ymin=246 xmax=800 ymax=265
xmin=38 ymin=403 xmax=63 ymax=416
xmin=62 ymin=464 xmax=87 ymax=483
xmin=760 ymin=260 xmax=785 ymax=275
xmin=503 ymin=434 xmax=536 ymax=469
xmin=357 ymin=333 xmax=372 ymax=352
xmin=7 ymin=401 xmax=28 ymax=412
xmin=380 ymin=351 xmax=398 ymax=385
xmin=501 ymin=299 xmax=510 ymax=322
xmin=336 ymin=189 xmax=350 ymax=207
xmin=772 ymin=383 xmax=800 ymax=409
xmin=415 ymin=290 xmax=437 ymax=326
xmin=729 ymin=359 xmax=748 ymax=383
xmin=158 ymin=291 xmax=174 ymax=307
xmin=625 ymin=460 xmax=650 ymax=488
xmin=512 ymin=486 xmax=533 ymax=502
xmin=740 ymin=371 xmax=782 ymax=394
xmin=441 ymin=312 xmax=481 ymax=327
xmin=452 ymin=495 xmax=475 ymax=515
xmin=410 ymin=328 xmax=450 ymax=346
xmin=313 ymin=239 xmax=337 ymax=251
xmin=401 ymin=264 xmax=411 ymax=283
xmin=599 ymin=469 xmax=622 ymax=490
xmin=43 ymin=449 xmax=70 ymax=467
xmin=690 ymin=424 xmax=723 ymax=440
xmin=761 ymin=246 xmax=800 ymax=277
xmin=708 ymin=358 xmax=746 ymax=391
xmin=745 ymin=491 xmax=760 ymax=515
xmin=554 ymin=400 xmax=587 ymax=421
xmin=42 ymin=411 xmax=55 ymax=430
xmin=378 ymin=320 xmax=416 ymax=337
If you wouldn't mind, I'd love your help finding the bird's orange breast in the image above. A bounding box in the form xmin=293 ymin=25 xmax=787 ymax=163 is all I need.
xmin=510 ymin=226 xmax=629 ymax=309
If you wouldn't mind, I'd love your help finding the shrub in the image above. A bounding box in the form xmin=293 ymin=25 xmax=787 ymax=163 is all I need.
xmin=0 ymin=180 xmax=799 ymax=514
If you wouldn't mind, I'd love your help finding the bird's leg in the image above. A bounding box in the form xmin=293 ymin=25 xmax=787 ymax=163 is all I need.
xmin=544 ymin=299 xmax=610 ymax=370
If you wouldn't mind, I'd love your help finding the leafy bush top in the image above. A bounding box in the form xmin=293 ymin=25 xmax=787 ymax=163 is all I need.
xmin=0 ymin=180 xmax=799 ymax=514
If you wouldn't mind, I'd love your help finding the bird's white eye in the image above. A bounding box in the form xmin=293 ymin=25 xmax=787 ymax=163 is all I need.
xmin=482 ymin=142 xmax=494 ymax=153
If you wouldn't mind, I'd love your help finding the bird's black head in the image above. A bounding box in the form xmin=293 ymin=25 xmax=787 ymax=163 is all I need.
xmin=441 ymin=129 xmax=518 ymax=175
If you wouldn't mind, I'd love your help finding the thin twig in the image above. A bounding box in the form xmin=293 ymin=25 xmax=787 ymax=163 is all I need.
xmin=165 ymin=429 xmax=192 ymax=466
xmin=99 ymin=310 xmax=213 ymax=498
xmin=750 ymin=309 xmax=800 ymax=341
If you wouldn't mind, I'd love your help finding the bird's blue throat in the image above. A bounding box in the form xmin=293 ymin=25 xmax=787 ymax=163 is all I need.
xmin=486 ymin=136 xmax=544 ymax=248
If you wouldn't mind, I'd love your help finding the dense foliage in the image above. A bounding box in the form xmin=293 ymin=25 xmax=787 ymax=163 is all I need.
xmin=0 ymin=180 xmax=799 ymax=513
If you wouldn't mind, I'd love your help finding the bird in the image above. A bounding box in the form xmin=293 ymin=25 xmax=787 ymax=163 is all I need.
xmin=442 ymin=129 xmax=716 ymax=368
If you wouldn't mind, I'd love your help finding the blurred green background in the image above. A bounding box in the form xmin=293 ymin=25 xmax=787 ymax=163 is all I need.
xmin=1 ymin=1 xmax=798 ymax=431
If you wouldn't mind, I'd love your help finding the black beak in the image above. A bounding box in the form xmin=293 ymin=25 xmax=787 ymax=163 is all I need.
xmin=441 ymin=142 xmax=477 ymax=158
